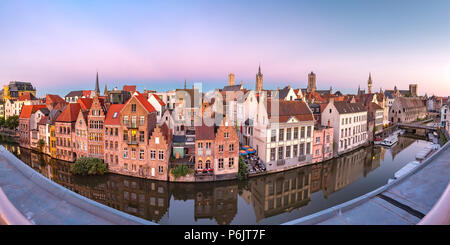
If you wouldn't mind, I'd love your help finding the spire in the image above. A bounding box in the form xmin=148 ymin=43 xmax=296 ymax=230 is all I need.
xmin=258 ymin=64 xmax=261 ymax=75
xmin=184 ymin=80 xmax=187 ymax=89
xmin=95 ymin=72 xmax=100 ymax=95
xmin=104 ymin=84 xmax=108 ymax=96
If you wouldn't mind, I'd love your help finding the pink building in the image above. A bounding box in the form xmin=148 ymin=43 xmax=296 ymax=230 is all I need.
xmin=312 ymin=125 xmax=334 ymax=163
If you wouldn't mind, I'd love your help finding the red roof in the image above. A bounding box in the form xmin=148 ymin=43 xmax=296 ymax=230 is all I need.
xmin=46 ymin=94 xmax=66 ymax=104
xmin=18 ymin=93 xmax=36 ymax=101
xmin=82 ymin=90 xmax=92 ymax=97
xmin=133 ymin=91 xmax=156 ymax=113
xmin=56 ymin=103 xmax=82 ymax=122
xmin=77 ymin=98 xmax=94 ymax=111
xmin=19 ymin=105 xmax=47 ymax=119
xmin=104 ymin=104 xmax=124 ymax=125
xmin=38 ymin=115 xmax=48 ymax=125
xmin=151 ymin=94 xmax=166 ymax=106
xmin=123 ymin=85 xmax=136 ymax=92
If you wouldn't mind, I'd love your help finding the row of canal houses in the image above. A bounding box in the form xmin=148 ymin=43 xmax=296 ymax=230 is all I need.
xmin=16 ymin=74 xmax=391 ymax=182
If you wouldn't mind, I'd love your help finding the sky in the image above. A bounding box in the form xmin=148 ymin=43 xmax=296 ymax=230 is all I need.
xmin=1 ymin=0 xmax=450 ymax=97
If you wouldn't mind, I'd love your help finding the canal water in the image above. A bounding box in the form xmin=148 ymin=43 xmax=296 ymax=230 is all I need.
xmin=2 ymin=136 xmax=431 ymax=225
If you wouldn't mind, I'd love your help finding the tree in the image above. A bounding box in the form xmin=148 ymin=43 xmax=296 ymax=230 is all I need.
xmin=6 ymin=115 xmax=19 ymax=130
xmin=238 ymin=156 xmax=248 ymax=180
xmin=71 ymin=157 xmax=108 ymax=176
xmin=0 ymin=117 xmax=5 ymax=128
xmin=37 ymin=139 xmax=45 ymax=153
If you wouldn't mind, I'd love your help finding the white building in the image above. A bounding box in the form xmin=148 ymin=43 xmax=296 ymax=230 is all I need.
xmin=147 ymin=93 xmax=166 ymax=122
xmin=253 ymin=97 xmax=315 ymax=172
xmin=441 ymin=103 xmax=450 ymax=134
xmin=321 ymin=99 xmax=368 ymax=154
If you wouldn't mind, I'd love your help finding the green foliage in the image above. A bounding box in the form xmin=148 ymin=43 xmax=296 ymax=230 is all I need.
xmin=5 ymin=115 xmax=19 ymax=130
xmin=71 ymin=157 xmax=108 ymax=176
xmin=37 ymin=139 xmax=45 ymax=152
xmin=441 ymin=132 xmax=447 ymax=144
xmin=0 ymin=117 xmax=5 ymax=128
xmin=238 ymin=156 xmax=248 ymax=181
xmin=374 ymin=126 xmax=378 ymax=132
xmin=171 ymin=165 xmax=191 ymax=179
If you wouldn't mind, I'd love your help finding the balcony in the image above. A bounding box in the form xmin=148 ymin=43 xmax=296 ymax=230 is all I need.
xmin=126 ymin=122 xmax=138 ymax=129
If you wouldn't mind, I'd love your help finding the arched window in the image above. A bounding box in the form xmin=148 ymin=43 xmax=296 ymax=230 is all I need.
xmin=206 ymin=160 xmax=211 ymax=169
xmin=198 ymin=160 xmax=203 ymax=169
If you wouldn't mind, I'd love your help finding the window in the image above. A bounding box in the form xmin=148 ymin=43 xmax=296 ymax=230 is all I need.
xmin=123 ymin=130 xmax=128 ymax=141
xmin=276 ymin=129 xmax=284 ymax=143
xmin=139 ymin=116 xmax=145 ymax=125
xmin=229 ymin=157 xmax=234 ymax=168
xmin=301 ymin=127 xmax=305 ymax=138
xmin=206 ymin=142 xmax=211 ymax=149
xmin=123 ymin=148 xmax=128 ymax=158
xmin=316 ymin=137 xmax=320 ymax=144
xmin=326 ymin=135 xmax=330 ymax=143
xmin=131 ymin=116 xmax=137 ymax=127
xmin=131 ymin=148 xmax=136 ymax=159
xmin=139 ymin=149 xmax=144 ymax=160
xmin=271 ymin=129 xmax=276 ymax=142
xmin=115 ymin=141 xmax=118 ymax=150
xmin=307 ymin=126 xmax=312 ymax=137
xmin=218 ymin=145 xmax=224 ymax=152
xmin=286 ymin=128 xmax=291 ymax=140
xmin=316 ymin=149 xmax=320 ymax=156
xmin=293 ymin=144 xmax=298 ymax=157
xmin=123 ymin=116 xmax=128 ymax=125
xmin=139 ymin=131 xmax=144 ymax=142
xmin=219 ymin=158 xmax=224 ymax=169
xmin=306 ymin=142 xmax=311 ymax=154
xmin=270 ymin=148 xmax=276 ymax=161
xmin=293 ymin=127 xmax=298 ymax=139
xmin=229 ymin=144 xmax=234 ymax=152
xmin=224 ymin=132 xmax=229 ymax=138
xmin=198 ymin=160 xmax=203 ymax=169
xmin=300 ymin=143 xmax=305 ymax=156
xmin=158 ymin=150 xmax=164 ymax=160
xmin=131 ymin=104 xmax=136 ymax=113
xmin=286 ymin=146 xmax=291 ymax=158
xmin=278 ymin=147 xmax=283 ymax=160
xmin=150 ymin=150 xmax=156 ymax=160
xmin=198 ymin=142 xmax=203 ymax=148
xmin=158 ymin=166 xmax=164 ymax=173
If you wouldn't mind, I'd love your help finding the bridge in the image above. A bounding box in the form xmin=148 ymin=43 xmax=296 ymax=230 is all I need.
xmin=398 ymin=122 xmax=439 ymax=131
xmin=0 ymin=146 xmax=157 ymax=225
xmin=283 ymin=140 xmax=450 ymax=225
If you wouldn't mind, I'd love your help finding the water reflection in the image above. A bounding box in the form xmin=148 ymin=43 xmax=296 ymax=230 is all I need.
xmin=2 ymin=136 xmax=430 ymax=225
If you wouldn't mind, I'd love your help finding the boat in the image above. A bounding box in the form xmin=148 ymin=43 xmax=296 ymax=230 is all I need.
xmin=374 ymin=136 xmax=383 ymax=145
xmin=380 ymin=135 xmax=398 ymax=147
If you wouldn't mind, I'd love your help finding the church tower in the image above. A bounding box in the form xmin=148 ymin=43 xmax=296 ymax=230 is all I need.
xmin=368 ymin=73 xmax=373 ymax=94
xmin=255 ymin=65 xmax=263 ymax=92
xmin=307 ymin=71 xmax=316 ymax=93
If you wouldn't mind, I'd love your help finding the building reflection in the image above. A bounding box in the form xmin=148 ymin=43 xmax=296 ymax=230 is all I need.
xmin=246 ymin=145 xmax=385 ymax=223
xmin=390 ymin=136 xmax=416 ymax=160
xmin=1 ymin=138 xmax=421 ymax=225
xmin=170 ymin=181 xmax=238 ymax=225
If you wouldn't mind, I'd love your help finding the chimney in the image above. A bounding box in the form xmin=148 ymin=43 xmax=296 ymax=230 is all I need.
xmin=328 ymin=120 xmax=330 ymax=128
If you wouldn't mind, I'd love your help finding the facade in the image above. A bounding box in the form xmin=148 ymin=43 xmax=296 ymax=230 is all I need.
xmin=18 ymin=105 xmax=47 ymax=148
xmin=147 ymin=93 xmax=166 ymax=122
xmin=147 ymin=124 xmax=172 ymax=181
xmin=104 ymin=104 xmax=124 ymax=171
xmin=2 ymin=81 xmax=36 ymax=101
xmin=312 ymin=125 xmax=334 ymax=163
xmin=55 ymin=103 xmax=82 ymax=162
xmin=195 ymin=123 xmax=215 ymax=176
xmin=321 ymin=99 xmax=368 ymax=155
xmin=87 ymin=96 xmax=106 ymax=159
xmin=389 ymin=97 xmax=427 ymax=123
xmin=113 ymin=92 xmax=158 ymax=178
xmin=213 ymin=118 xmax=239 ymax=180
xmin=441 ymin=103 xmax=450 ymax=134
xmin=253 ymin=99 xmax=316 ymax=172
